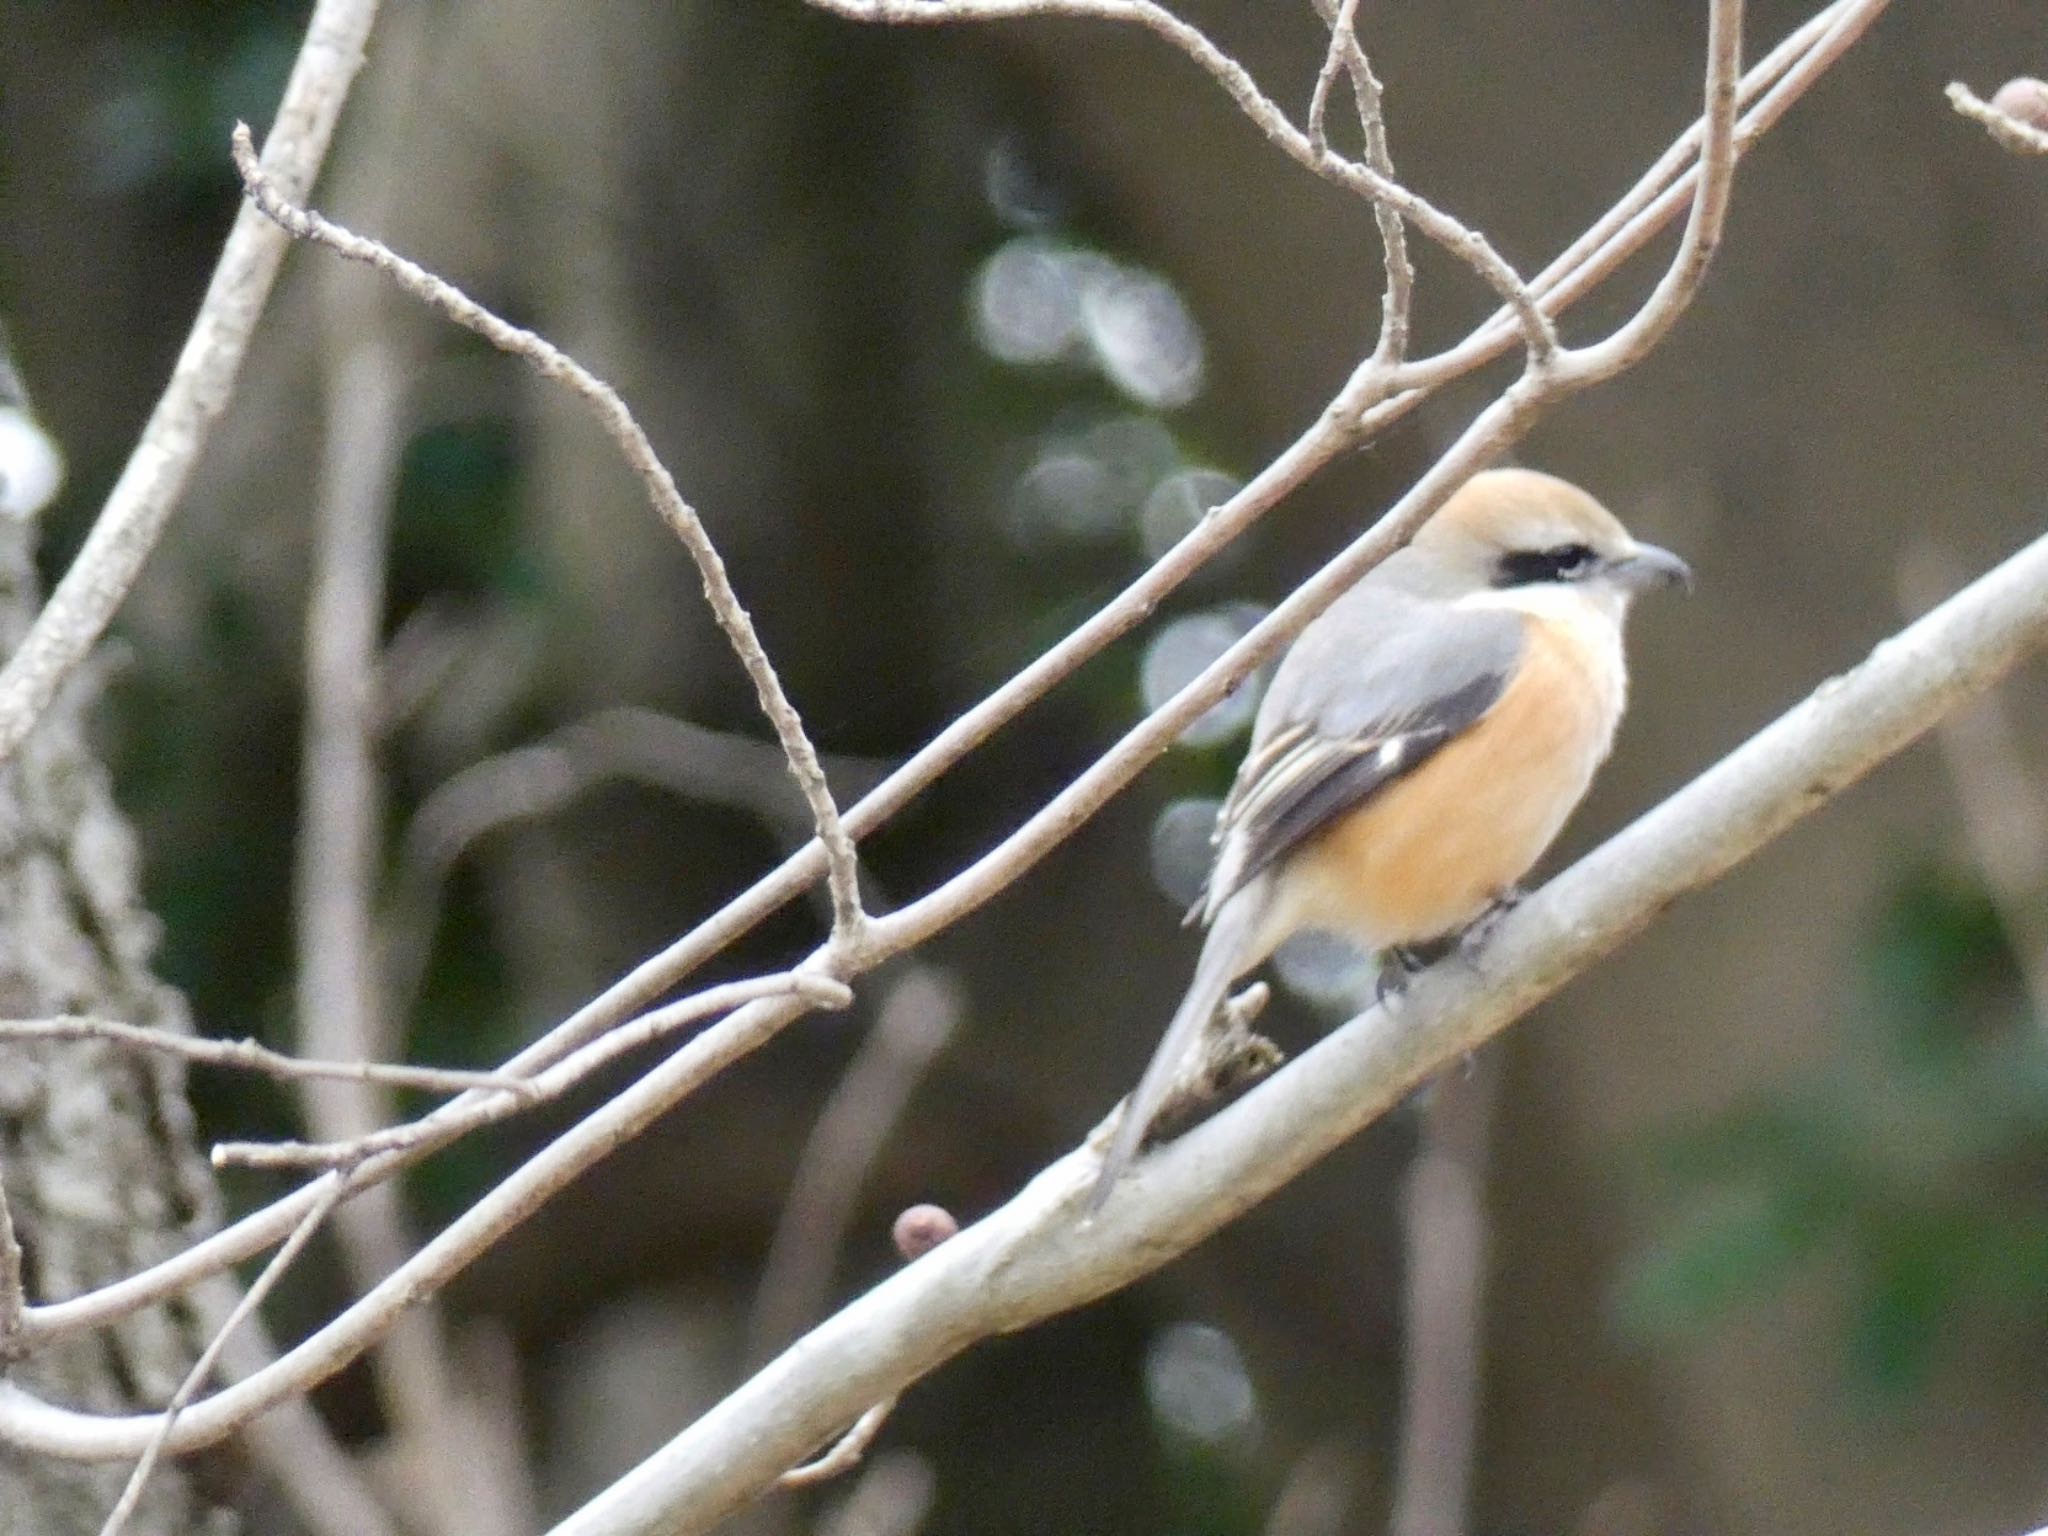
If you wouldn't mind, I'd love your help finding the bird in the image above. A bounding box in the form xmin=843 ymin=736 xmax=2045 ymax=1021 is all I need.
xmin=1089 ymin=466 xmax=1690 ymax=1212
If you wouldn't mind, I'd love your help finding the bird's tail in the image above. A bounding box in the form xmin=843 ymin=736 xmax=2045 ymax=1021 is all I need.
xmin=1087 ymin=892 xmax=1260 ymax=1215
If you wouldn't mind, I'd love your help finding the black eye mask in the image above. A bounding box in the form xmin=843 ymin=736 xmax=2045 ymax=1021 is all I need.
xmin=1493 ymin=542 xmax=1598 ymax=587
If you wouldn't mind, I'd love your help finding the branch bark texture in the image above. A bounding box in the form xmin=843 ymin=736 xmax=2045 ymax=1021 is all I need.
xmin=0 ymin=453 xmax=237 ymax=1536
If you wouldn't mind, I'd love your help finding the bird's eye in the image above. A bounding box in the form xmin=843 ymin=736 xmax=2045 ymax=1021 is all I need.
xmin=1549 ymin=543 xmax=1597 ymax=578
xmin=1493 ymin=542 xmax=1601 ymax=587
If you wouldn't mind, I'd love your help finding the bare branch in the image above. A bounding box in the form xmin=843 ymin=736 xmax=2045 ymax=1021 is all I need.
xmin=806 ymin=0 xmax=1555 ymax=362
xmin=0 ymin=1016 xmax=537 ymax=1101
xmin=544 ymin=516 xmax=2048 ymax=1536
xmin=228 ymin=124 xmax=871 ymax=946
xmin=1948 ymin=79 xmax=2048 ymax=157
xmin=298 ymin=157 xmax=513 ymax=1532
xmin=1260 ymin=1439 xmax=1356 ymax=1536
xmin=1382 ymin=0 xmax=1884 ymax=408
xmin=0 ymin=1153 xmax=22 ymax=1361
xmin=0 ymin=0 xmax=382 ymax=764
xmin=1306 ymin=0 xmax=1413 ymax=361
xmin=97 ymin=1178 xmax=346 ymax=1536
xmin=384 ymin=707 xmax=889 ymax=1030
xmin=0 ymin=969 xmax=844 ymax=1359
xmin=211 ymin=970 xmax=854 ymax=1171
xmin=777 ymin=1398 xmax=899 ymax=1489
xmin=747 ymin=968 xmax=963 ymax=1362
xmin=1387 ymin=1063 xmax=1497 ymax=1536
xmin=1554 ymin=0 xmax=1745 ymax=382
xmin=1305 ymin=0 xmax=1362 ymax=158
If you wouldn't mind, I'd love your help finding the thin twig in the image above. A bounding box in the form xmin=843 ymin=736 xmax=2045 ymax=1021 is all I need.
xmin=777 ymin=1397 xmax=899 ymax=1488
xmin=747 ymin=968 xmax=963 ymax=1362
xmin=1948 ymin=80 xmax=2048 ymax=157
xmin=230 ymin=124 xmax=869 ymax=947
xmin=1306 ymin=0 xmax=1413 ymax=361
xmin=384 ymin=707 xmax=888 ymax=1031
xmin=97 ymin=1177 xmax=347 ymax=1536
xmin=0 ymin=1016 xmax=538 ymax=1100
xmin=1554 ymin=0 xmax=1744 ymax=382
xmin=806 ymin=0 xmax=1554 ymax=362
xmin=1305 ymin=0 xmax=1362 ymax=158
xmin=212 ymin=970 xmax=854 ymax=1170
xmin=0 ymin=0 xmax=382 ymax=765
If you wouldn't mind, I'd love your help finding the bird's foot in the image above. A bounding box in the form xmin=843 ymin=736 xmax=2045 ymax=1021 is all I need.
xmin=1374 ymin=947 xmax=1422 ymax=1006
xmin=1375 ymin=935 xmax=1459 ymax=1005
xmin=1458 ymin=885 xmax=1527 ymax=955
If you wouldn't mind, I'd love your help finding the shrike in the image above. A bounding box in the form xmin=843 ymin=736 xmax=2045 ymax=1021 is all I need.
xmin=1091 ymin=466 xmax=1689 ymax=1210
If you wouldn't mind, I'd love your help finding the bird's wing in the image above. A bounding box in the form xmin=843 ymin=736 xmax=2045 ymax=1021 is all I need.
xmin=1202 ymin=594 xmax=1526 ymax=918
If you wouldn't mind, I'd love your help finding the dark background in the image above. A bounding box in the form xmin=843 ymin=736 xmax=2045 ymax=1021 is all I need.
xmin=2 ymin=1 xmax=2046 ymax=1532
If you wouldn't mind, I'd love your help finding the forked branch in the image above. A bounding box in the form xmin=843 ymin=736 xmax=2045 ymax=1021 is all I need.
xmin=229 ymin=126 xmax=869 ymax=945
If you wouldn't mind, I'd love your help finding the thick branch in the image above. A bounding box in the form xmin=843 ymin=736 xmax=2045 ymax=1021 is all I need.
xmin=545 ymin=519 xmax=2048 ymax=1536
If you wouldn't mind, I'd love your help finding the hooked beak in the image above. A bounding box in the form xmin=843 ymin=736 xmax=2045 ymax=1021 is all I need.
xmin=1613 ymin=542 xmax=1693 ymax=594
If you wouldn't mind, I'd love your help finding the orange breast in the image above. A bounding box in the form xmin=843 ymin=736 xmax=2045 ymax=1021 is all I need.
xmin=1282 ymin=613 xmax=1622 ymax=949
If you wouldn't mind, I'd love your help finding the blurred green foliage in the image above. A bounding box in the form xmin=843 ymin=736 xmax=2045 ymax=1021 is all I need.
xmin=79 ymin=4 xmax=297 ymax=202
xmin=388 ymin=412 xmax=539 ymax=614
xmin=1617 ymin=862 xmax=2048 ymax=1396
